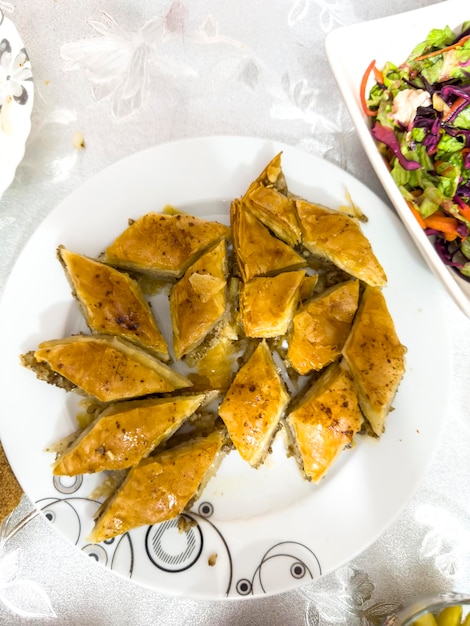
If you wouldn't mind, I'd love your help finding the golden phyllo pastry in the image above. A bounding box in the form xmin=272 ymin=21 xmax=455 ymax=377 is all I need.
xmin=101 ymin=212 xmax=230 ymax=279
xmin=231 ymin=199 xmax=306 ymax=282
xmin=243 ymin=184 xmax=301 ymax=247
xmin=285 ymin=360 xmax=363 ymax=482
xmin=242 ymin=152 xmax=300 ymax=246
xmin=29 ymin=335 xmax=191 ymax=402
xmin=287 ymin=279 xmax=359 ymax=375
xmin=343 ymin=287 xmax=406 ymax=436
xmin=192 ymin=323 xmax=239 ymax=392
xmin=57 ymin=246 xmax=169 ymax=361
xmin=170 ymin=240 xmax=228 ymax=360
xmin=218 ymin=340 xmax=290 ymax=467
xmin=251 ymin=152 xmax=287 ymax=191
xmin=341 ymin=285 xmax=406 ymax=436
xmin=295 ymin=199 xmax=387 ymax=287
xmin=52 ymin=393 xmax=207 ymax=475
xmin=298 ymin=274 xmax=319 ymax=302
xmin=89 ymin=429 xmax=228 ymax=543
xmin=240 ymin=270 xmax=305 ymax=338
xmin=20 ymin=152 xmax=407 ymax=543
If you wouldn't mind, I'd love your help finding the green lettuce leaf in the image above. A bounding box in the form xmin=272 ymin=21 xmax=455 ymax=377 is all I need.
xmin=408 ymin=26 xmax=456 ymax=60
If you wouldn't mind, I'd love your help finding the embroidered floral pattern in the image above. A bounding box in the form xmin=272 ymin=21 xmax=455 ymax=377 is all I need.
xmin=61 ymin=12 xmax=197 ymax=120
xmin=60 ymin=1 xmax=356 ymax=121
xmin=60 ymin=6 xmax=252 ymax=119
xmin=302 ymin=566 xmax=400 ymax=625
xmin=289 ymin=0 xmax=358 ymax=31
xmin=0 ymin=512 xmax=56 ymax=619
xmin=416 ymin=503 xmax=470 ymax=580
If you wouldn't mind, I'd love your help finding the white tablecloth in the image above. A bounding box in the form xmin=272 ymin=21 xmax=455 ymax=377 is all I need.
xmin=1 ymin=1 xmax=470 ymax=624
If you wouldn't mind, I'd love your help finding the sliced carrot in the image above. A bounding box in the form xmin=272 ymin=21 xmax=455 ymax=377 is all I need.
xmin=442 ymin=96 xmax=467 ymax=121
xmin=406 ymin=199 xmax=426 ymax=229
xmin=424 ymin=211 xmax=460 ymax=236
xmin=413 ymin=34 xmax=470 ymax=62
xmin=360 ymin=59 xmax=378 ymax=117
xmin=373 ymin=66 xmax=384 ymax=84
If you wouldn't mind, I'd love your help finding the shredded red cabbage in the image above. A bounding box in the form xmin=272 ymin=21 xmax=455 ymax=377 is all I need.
xmin=440 ymin=84 xmax=470 ymax=100
xmin=368 ymin=26 xmax=470 ymax=281
xmin=371 ymin=123 xmax=421 ymax=170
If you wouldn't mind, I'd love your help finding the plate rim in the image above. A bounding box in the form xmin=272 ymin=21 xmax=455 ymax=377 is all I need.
xmin=0 ymin=135 xmax=452 ymax=599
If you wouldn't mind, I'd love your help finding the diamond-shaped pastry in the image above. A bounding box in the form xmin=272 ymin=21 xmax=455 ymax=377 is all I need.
xmin=218 ymin=340 xmax=290 ymax=467
xmin=58 ymin=246 xmax=169 ymax=361
xmin=342 ymin=285 xmax=406 ymax=436
xmin=102 ymin=212 xmax=230 ymax=280
xmin=295 ymin=199 xmax=387 ymax=287
xmin=53 ymin=393 xmax=208 ymax=475
xmin=240 ymin=270 xmax=305 ymax=338
xmin=231 ymin=198 xmax=306 ymax=282
xmin=29 ymin=334 xmax=192 ymax=402
xmin=285 ymin=360 xmax=363 ymax=482
xmin=89 ymin=429 xmax=229 ymax=542
xmin=287 ymin=279 xmax=359 ymax=375
xmin=170 ymin=239 xmax=228 ymax=360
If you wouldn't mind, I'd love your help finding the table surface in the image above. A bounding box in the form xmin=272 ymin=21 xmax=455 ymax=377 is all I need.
xmin=1 ymin=0 xmax=470 ymax=624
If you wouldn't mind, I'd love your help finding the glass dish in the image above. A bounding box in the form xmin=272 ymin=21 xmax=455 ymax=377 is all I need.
xmin=384 ymin=592 xmax=470 ymax=625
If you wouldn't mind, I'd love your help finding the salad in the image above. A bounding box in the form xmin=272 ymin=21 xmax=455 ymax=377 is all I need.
xmin=362 ymin=21 xmax=470 ymax=279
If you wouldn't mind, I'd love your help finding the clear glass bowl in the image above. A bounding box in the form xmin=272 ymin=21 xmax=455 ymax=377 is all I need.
xmin=383 ymin=593 xmax=470 ymax=625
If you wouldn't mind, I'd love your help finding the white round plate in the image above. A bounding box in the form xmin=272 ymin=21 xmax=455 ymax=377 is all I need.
xmin=0 ymin=136 xmax=451 ymax=599
xmin=0 ymin=9 xmax=34 ymax=198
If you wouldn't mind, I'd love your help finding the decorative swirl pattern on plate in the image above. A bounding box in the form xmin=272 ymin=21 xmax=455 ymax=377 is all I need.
xmin=145 ymin=515 xmax=204 ymax=573
xmin=237 ymin=541 xmax=322 ymax=596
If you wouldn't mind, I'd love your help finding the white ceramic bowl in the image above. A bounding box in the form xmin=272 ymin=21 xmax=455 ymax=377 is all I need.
xmin=325 ymin=0 xmax=470 ymax=318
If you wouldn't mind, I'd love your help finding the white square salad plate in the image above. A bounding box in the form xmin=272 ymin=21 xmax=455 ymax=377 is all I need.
xmin=325 ymin=0 xmax=470 ymax=318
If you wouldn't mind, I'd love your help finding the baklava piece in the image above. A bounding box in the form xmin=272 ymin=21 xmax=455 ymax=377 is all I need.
xmin=52 ymin=393 xmax=208 ymax=475
xmin=89 ymin=429 xmax=229 ymax=543
xmin=295 ymin=199 xmax=387 ymax=287
xmin=101 ymin=212 xmax=230 ymax=280
xmin=287 ymin=279 xmax=360 ymax=375
xmin=218 ymin=340 xmax=290 ymax=467
xmin=25 ymin=334 xmax=191 ymax=402
xmin=250 ymin=152 xmax=288 ymax=192
xmin=169 ymin=240 xmax=228 ymax=361
xmin=239 ymin=270 xmax=305 ymax=338
xmin=285 ymin=360 xmax=363 ymax=482
xmin=231 ymin=199 xmax=306 ymax=282
xmin=57 ymin=246 xmax=169 ymax=361
xmin=242 ymin=154 xmax=301 ymax=247
xmin=341 ymin=285 xmax=406 ymax=436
